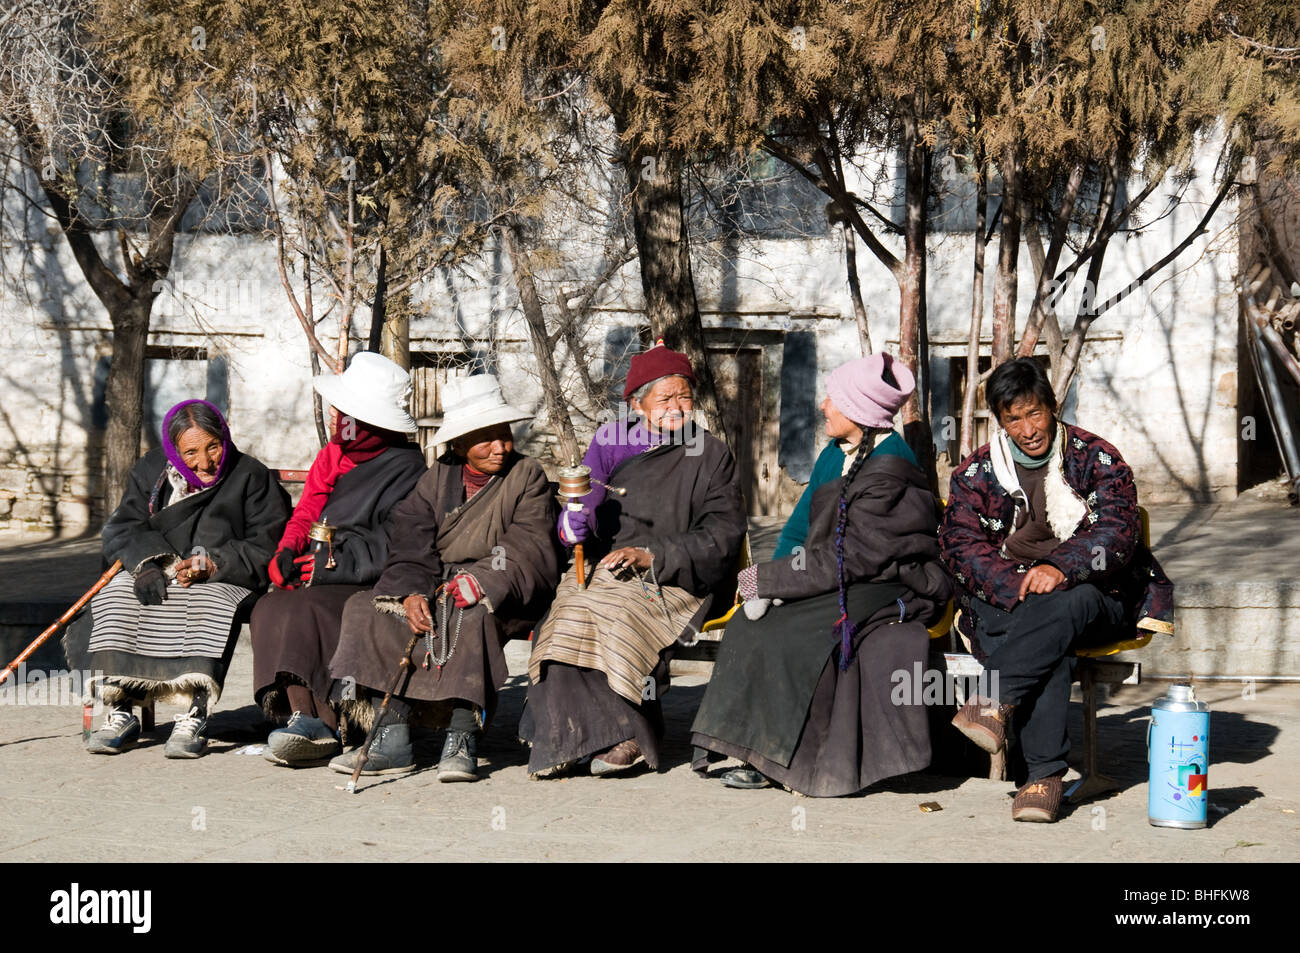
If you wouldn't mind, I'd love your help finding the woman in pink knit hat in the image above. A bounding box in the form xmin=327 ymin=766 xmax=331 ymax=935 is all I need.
xmin=690 ymin=352 xmax=952 ymax=797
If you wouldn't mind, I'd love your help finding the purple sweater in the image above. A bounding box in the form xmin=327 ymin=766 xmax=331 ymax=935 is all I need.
xmin=558 ymin=418 xmax=665 ymax=544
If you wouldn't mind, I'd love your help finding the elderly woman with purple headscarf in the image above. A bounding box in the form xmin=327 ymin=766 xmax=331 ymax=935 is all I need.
xmin=63 ymin=399 xmax=290 ymax=759
xmin=690 ymin=353 xmax=951 ymax=797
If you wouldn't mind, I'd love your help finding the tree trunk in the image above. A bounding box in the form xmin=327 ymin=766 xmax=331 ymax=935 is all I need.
xmin=103 ymin=297 xmax=151 ymax=506
xmin=843 ymin=223 xmax=873 ymax=355
xmin=503 ymin=224 xmax=581 ymax=464
xmin=961 ymin=155 xmax=989 ymax=461
xmin=1017 ymin=164 xmax=1084 ymax=357
xmin=621 ymin=140 xmax=728 ymax=443
xmin=899 ymin=110 xmax=935 ymax=488
xmin=4 ymin=101 xmax=193 ymax=509
xmin=992 ymin=145 xmax=1022 ymax=365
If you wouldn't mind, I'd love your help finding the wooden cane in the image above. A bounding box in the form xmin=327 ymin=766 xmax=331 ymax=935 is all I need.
xmin=346 ymin=630 xmax=420 ymax=794
xmin=0 ymin=559 xmax=122 ymax=688
xmin=575 ymin=543 xmax=586 ymax=590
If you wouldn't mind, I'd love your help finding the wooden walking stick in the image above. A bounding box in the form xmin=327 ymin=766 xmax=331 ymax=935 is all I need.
xmin=0 ymin=559 xmax=122 ymax=688
xmin=346 ymin=630 xmax=420 ymax=794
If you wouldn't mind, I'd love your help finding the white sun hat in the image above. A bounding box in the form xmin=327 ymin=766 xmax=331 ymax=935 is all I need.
xmin=313 ymin=351 xmax=417 ymax=433
xmin=430 ymin=374 xmax=533 ymax=446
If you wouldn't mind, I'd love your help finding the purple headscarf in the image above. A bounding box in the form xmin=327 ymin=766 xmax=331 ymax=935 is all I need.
xmin=162 ymin=399 xmax=233 ymax=489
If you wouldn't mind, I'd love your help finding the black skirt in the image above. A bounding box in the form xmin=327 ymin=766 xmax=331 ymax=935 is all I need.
xmin=518 ymin=655 xmax=669 ymax=773
xmin=250 ymin=585 xmax=367 ymax=714
xmin=690 ymin=583 xmax=932 ymax=797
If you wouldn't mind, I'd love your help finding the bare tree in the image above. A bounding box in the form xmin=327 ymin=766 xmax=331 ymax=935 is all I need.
xmin=0 ymin=0 xmax=204 ymax=505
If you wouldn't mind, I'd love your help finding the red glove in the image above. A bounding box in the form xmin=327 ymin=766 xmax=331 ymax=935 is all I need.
xmin=294 ymin=552 xmax=316 ymax=587
xmin=449 ymin=573 xmax=483 ymax=608
xmin=268 ymin=549 xmax=299 ymax=590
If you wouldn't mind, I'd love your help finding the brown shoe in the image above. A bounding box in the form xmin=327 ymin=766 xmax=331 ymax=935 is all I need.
xmin=1012 ymin=772 xmax=1065 ymax=823
xmin=951 ymin=695 xmax=1014 ymax=754
xmin=590 ymin=739 xmax=643 ymax=776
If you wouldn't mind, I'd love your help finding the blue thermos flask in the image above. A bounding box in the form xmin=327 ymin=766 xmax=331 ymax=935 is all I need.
xmin=1148 ymin=684 xmax=1209 ymax=829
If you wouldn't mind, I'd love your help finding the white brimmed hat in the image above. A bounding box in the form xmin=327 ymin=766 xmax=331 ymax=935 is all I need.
xmin=313 ymin=351 xmax=417 ymax=433
xmin=431 ymin=374 xmax=532 ymax=446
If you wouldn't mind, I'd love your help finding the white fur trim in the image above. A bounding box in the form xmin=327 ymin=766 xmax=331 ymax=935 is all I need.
xmin=89 ymin=672 xmax=221 ymax=709
xmin=991 ymin=423 xmax=1088 ymax=545
xmin=372 ymin=595 xmax=414 ymax=618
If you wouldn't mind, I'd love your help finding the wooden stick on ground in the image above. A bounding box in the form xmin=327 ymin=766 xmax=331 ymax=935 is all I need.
xmin=0 ymin=559 xmax=122 ymax=688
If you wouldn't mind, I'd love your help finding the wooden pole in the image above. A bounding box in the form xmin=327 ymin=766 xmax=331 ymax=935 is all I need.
xmin=0 ymin=560 xmax=122 ymax=687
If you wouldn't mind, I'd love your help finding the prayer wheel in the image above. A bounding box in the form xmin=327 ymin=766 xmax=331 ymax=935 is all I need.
xmin=556 ymin=465 xmax=591 ymax=588
xmin=307 ymin=517 xmax=337 ymax=574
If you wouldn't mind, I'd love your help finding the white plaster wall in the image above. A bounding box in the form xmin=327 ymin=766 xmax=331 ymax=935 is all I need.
xmin=0 ymin=142 xmax=1243 ymax=535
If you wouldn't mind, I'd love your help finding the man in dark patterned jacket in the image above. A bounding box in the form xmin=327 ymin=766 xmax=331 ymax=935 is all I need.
xmin=939 ymin=358 xmax=1173 ymax=823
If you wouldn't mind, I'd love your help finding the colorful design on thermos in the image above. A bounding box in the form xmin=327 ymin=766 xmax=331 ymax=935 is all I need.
xmin=1148 ymin=684 xmax=1210 ymax=829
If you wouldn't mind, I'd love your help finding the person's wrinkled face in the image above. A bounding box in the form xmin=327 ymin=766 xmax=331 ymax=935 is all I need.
xmin=455 ymin=423 xmax=513 ymax=474
xmin=820 ymin=396 xmax=863 ymax=444
xmin=177 ymin=426 xmax=223 ymax=484
xmin=998 ymin=394 xmax=1055 ymax=457
xmin=634 ymin=376 xmax=694 ymax=432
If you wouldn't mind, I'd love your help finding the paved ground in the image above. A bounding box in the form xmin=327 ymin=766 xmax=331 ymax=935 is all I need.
xmin=0 ymin=500 xmax=1296 ymax=862
xmin=0 ymin=638 xmax=1296 ymax=862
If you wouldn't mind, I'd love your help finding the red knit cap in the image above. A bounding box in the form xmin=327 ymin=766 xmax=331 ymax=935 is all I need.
xmin=623 ymin=339 xmax=696 ymax=400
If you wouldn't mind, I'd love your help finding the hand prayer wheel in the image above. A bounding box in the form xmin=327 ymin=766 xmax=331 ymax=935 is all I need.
xmin=556 ymin=465 xmax=590 ymax=588
xmin=557 ymin=464 xmax=592 ymax=500
xmin=307 ymin=517 xmax=337 ymax=571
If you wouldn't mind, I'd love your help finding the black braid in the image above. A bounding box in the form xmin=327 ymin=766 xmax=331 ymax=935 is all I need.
xmin=834 ymin=435 xmax=874 ymax=670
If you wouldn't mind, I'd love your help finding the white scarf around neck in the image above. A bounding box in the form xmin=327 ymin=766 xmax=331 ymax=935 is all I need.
xmin=989 ymin=422 xmax=1088 ymax=542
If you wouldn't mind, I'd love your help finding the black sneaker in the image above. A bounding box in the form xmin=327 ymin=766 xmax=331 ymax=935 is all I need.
xmin=86 ymin=707 xmax=140 ymax=754
xmin=437 ymin=729 xmax=479 ymax=782
xmin=164 ymin=705 xmax=208 ymax=759
xmin=328 ymin=723 xmax=416 ymax=776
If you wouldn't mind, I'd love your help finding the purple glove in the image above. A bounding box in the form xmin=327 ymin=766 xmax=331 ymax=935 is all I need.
xmin=558 ymin=502 xmax=589 ymax=547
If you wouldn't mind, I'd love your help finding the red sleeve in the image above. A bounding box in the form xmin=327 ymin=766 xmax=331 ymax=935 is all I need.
xmin=277 ymin=442 xmax=349 ymax=554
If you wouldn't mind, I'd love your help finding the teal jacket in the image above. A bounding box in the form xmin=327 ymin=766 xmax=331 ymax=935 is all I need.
xmin=773 ymin=432 xmax=917 ymax=559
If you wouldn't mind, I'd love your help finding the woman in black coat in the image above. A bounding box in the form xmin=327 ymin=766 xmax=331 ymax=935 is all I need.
xmin=251 ymin=352 xmax=426 ymax=767
xmin=64 ymin=399 xmax=290 ymax=759
xmin=690 ymin=353 xmax=951 ymax=796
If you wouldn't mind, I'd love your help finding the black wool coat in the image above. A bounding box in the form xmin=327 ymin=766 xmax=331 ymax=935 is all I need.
xmin=756 ymin=452 xmax=952 ymax=618
xmin=102 ymin=447 xmax=291 ymax=590
xmin=309 ymin=443 xmax=429 ymax=587
xmin=591 ymin=424 xmax=748 ymax=631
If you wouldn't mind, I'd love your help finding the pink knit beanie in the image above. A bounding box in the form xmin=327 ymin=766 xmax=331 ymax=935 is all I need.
xmin=825 ymin=352 xmax=915 ymax=428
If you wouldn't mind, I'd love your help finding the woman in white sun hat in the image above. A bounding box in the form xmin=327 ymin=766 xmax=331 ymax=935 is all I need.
xmin=326 ymin=374 xmax=563 ymax=782
xmin=250 ymin=351 xmax=427 ymax=767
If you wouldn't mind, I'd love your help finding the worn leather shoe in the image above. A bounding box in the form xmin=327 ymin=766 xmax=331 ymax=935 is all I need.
xmin=721 ymin=765 xmax=771 ymax=789
xmin=590 ymin=739 xmax=643 ymax=776
xmin=952 ymin=695 xmax=1015 ymax=754
xmin=329 ymin=723 xmax=415 ymax=776
xmin=437 ymin=729 xmax=479 ymax=782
